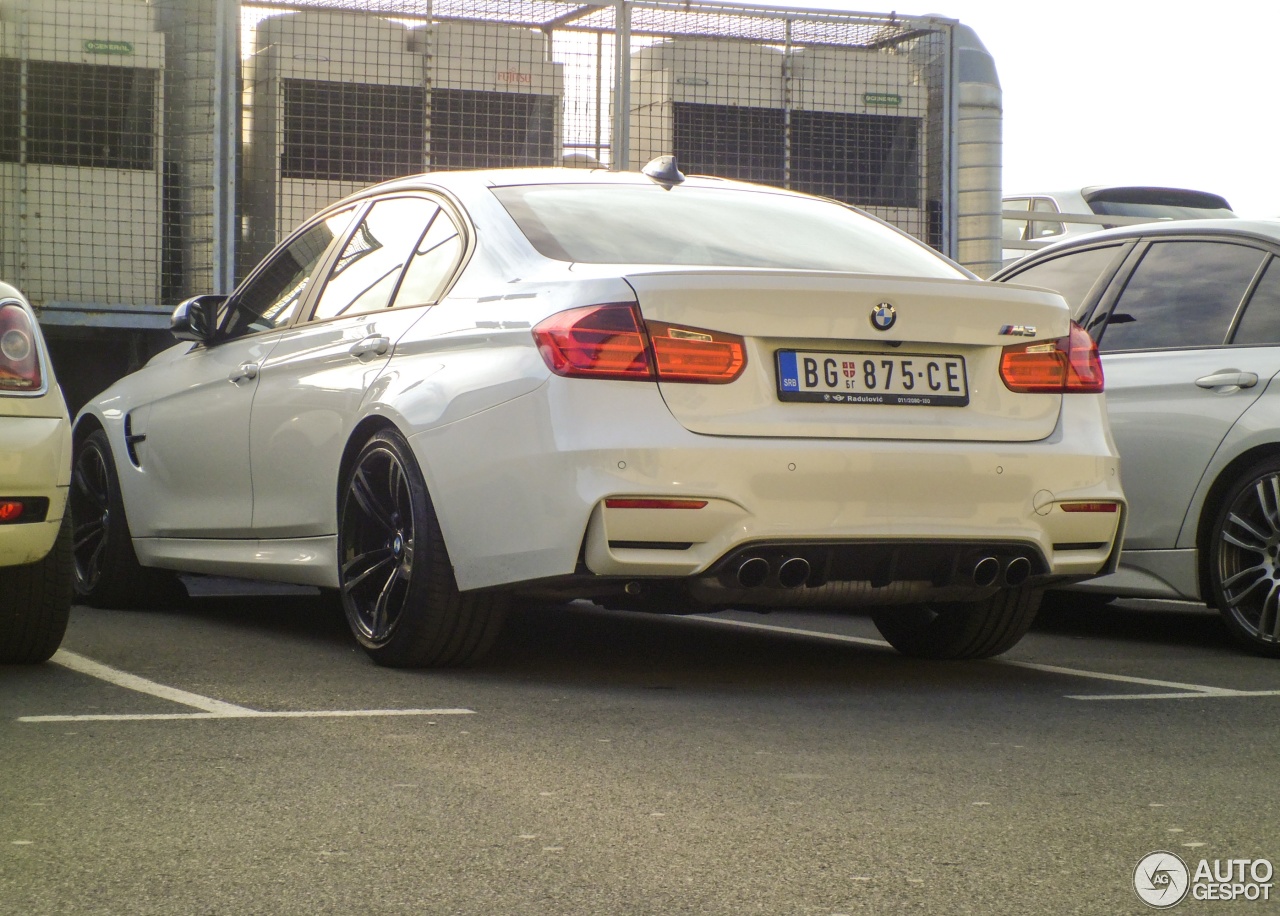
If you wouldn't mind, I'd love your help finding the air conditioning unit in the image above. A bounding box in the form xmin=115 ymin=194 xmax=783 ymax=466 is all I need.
xmin=791 ymin=47 xmax=929 ymax=238
xmin=244 ymin=11 xmax=423 ymax=261
xmin=413 ymin=21 xmax=563 ymax=170
xmin=629 ymin=39 xmax=785 ymax=184
xmin=0 ymin=0 xmax=163 ymax=308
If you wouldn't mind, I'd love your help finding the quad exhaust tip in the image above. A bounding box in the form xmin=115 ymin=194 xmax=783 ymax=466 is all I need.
xmin=734 ymin=556 xmax=811 ymax=589
xmin=736 ymin=557 xmax=770 ymax=588
xmin=972 ymin=556 xmax=1000 ymax=588
xmin=777 ymin=557 xmax=811 ymax=589
xmin=973 ymin=555 xmax=1033 ymax=588
xmin=1004 ymin=556 xmax=1032 ymax=586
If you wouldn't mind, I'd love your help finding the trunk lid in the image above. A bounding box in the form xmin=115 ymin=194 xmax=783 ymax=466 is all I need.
xmin=625 ymin=269 xmax=1071 ymax=442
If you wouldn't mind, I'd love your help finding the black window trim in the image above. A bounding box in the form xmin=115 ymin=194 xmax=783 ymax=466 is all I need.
xmin=211 ymin=199 xmax=371 ymax=345
xmin=298 ymin=191 xmax=473 ymax=328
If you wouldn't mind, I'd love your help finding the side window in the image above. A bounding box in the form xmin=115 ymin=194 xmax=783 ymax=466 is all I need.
xmin=389 ymin=208 xmax=464 ymax=308
xmin=1002 ymin=245 xmax=1124 ymax=318
xmin=1029 ymin=197 xmax=1064 ymax=240
xmin=1098 ymin=241 xmax=1266 ymax=352
xmin=310 ymin=197 xmax=441 ymax=322
xmin=1002 ymin=197 xmax=1030 ymax=243
xmin=222 ymin=208 xmax=356 ymax=339
xmin=1232 ymin=257 xmax=1280 ymax=345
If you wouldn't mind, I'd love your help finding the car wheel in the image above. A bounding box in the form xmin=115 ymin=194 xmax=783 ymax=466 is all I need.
xmin=871 ymin=587 xmax=1042 ymax=659
xmin=70 ymin=429 xmax=185 ymax=609
xmin=1208 ymin=458 xmax=1280 ymax=657
xmin=0 ymin=514 xmax=72 ymax=663
xmin=337 ymin=429 xmax=506 ymax=667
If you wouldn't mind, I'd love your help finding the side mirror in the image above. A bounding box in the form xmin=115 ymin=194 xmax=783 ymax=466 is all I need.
xmin=170 ymin=295 xmax=226 ymax=342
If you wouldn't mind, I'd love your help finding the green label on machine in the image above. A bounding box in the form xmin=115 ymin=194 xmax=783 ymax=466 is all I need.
xmin=864 ymin=92 xmax=902 ymax=107
xmin=84 ymin=40 xmax=134 ymax=55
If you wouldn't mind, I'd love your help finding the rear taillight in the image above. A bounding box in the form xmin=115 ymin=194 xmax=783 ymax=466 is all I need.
xmin=0 ymin=303 xmax=42 ymax=392
xmin=999 ymin=321 xmax=1103 ymax=394
xmin=533 ymin=304 xmax=746 ymax=384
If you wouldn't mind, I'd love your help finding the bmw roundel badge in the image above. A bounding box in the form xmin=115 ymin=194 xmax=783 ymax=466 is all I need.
xmin=870 ymin=303 xmax=897 ymax=331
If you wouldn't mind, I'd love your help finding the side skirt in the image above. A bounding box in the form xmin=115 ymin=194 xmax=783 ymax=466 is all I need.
xmin=132 ymin=536 xmax=339 ymax=588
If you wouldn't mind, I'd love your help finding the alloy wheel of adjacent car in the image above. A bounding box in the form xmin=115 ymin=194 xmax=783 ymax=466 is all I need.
xmin=337 ymin=428 xmax=506 ymax=667
xmin=70 ymin=429 xmax=184 ymax=609
xmin=1209 ymin=458 xmax=1280 ymax=657
xmin=870 ymin=586 xmax=1043 ymax=660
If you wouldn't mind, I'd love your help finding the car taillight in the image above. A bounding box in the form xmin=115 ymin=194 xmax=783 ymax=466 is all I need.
xmin=533 ymin=304 xmax=746 ymax=384
xmin=0 ymin=303 xmax=42 ymax=392
xmin=999 ymin=321 xmax=1103 ymax=394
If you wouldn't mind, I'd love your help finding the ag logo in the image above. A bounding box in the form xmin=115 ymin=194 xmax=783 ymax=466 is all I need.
xmin=1134 ymin=851 xmax=1190 ymax=908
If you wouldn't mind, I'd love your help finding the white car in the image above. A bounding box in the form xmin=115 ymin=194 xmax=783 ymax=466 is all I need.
xmin=71 ymin=162 xmax=1126 ymax=667
xmin=0 ymin=281 xmax=72 ymax=664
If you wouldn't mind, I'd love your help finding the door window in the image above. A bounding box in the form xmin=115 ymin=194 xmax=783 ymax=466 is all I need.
xmin=310 ymin=197 xmax=441 ymax=321
xmin=1231 ymin=257 xmax=1280 ymax=345
xmin=1002 ymin=244 xmax=1124 ymax=318
xmin=222 ymin=208 xmax=356 ymax=339
xmin=389 ymin=208 xmax=465 ymax=307
xmin=1098 ymin=241 xmax=1266 ymax=351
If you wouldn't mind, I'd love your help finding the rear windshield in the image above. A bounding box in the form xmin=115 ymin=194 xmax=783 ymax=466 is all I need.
xmin=491 ymin=183 xmax=965 ymax=279
xmin=1087 ymin=189 xmax=1234 ymax=221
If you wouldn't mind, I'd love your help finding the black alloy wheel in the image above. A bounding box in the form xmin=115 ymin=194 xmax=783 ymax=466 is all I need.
xmin=337 ymin=428 xmax=505 ymax=667
xmin=1210 ymin=458 xmax=1280 ymax=657
xmin=69 ymin=431 xmax=113 ymax=596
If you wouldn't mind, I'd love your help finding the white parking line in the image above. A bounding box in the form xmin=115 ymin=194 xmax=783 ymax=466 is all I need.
xmin=1003 ymin=660 xmax=1280 ymax=701
xmin=17 ymin=650 xmax=475 ymax=723
xmin=688 ymin=615 xmax=1280 ymax=701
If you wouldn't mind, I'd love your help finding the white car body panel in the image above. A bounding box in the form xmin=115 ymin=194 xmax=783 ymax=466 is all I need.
xmin=118 ymin=335 xmax=274 ymax=537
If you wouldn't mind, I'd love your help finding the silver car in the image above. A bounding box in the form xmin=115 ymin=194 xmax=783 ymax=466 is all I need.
xmin=994 ymin=219 xmax=1280 ymax=656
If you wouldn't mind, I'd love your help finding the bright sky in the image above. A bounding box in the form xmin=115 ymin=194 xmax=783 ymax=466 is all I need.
xmin=773 ymin=0 xmax=1280 ymax=217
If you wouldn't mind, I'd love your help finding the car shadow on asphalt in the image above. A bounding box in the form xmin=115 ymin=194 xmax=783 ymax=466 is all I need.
xmin=1028 ymin=595 xmax=1234 ymax=650
xmin=130 ymin=577 xmax=1245 ymax=691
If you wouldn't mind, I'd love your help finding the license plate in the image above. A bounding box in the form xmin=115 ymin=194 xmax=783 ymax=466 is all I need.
xmin=776 ymin=350 xmax=969 ymax=406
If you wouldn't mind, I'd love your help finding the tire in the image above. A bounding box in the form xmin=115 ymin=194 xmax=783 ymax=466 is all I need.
xmin=1208 ymin=457 xmax=1280 ymax=657
xmin=70 ymin=429 xmax=185 ymax=609
xmin=871 ymin=587 xmax=1043 ymax=660
xmin=0 ymin=513 xmax=73 ymax=664
xmin=337 ymin=429 xmax=506 ymax=667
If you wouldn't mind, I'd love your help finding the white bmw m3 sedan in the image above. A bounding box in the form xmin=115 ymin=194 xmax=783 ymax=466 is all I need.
xmin=70 ymin=162 xmax=1126 ymax=667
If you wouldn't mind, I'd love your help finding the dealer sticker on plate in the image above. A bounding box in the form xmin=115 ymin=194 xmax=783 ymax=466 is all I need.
xmin=776 ymin=350 xmax=969 ymax=406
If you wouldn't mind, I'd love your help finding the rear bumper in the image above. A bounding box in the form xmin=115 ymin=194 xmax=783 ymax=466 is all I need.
xmin=0 ymin=415 xmax=70 ymax=567
xmin=414 ymin=379 xmax=1125 ymax=593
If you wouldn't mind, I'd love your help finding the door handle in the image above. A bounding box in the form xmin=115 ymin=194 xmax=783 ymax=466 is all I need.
xmin=1195 ymin=370 xmax=1259 ymax=390
xmin=350 ymin=335 xmax=391 ymax=358
xmin=228 ymin=362 xmax=259 ymax=383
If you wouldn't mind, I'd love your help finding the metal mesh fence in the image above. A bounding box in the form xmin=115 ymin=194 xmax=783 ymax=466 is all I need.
xmin=0 ymin=0 xmax=962 ymax=321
